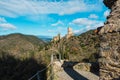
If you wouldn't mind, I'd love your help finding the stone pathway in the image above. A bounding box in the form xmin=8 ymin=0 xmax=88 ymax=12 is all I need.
xmin=53 ymin=61 xmax=99 ymax=80
xmin=56 ymin=68 xmax=99 ymax=80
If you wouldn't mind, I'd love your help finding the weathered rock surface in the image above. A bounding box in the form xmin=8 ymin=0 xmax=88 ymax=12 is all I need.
xmin=99 ymin=0 xmax=120 ymax=34
xmin=73 ymin=63 xmax=91 ymax=71
xmin=99 ymin=33 xmax=120 ymax=80
xmin=99 ymin=0 xmax=120 ymax=79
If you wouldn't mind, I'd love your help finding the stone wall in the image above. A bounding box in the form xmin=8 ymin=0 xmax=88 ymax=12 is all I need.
xmin=99 ymin=0 xmax=120 ymax=34
xmin=99 ymin=0 xmax=120 ymax=79
xmin=99 ymin=33 xmax=120 ymax=80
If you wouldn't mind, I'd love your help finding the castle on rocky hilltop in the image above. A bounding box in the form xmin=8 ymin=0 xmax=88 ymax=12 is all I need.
xmin=52 ymin=27 xmax=73 ymax=42
xmin=52 ymin=33 xmax=61 ymax=42
xmin=66 ymin=27 xmax=73 ymax=39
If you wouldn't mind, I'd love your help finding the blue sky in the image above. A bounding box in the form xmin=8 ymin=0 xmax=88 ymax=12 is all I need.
xmin=0 ymin=0 xmax=110 ymax=37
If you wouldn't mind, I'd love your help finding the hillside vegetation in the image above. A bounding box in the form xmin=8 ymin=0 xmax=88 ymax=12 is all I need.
xmin=0 ymin=33 xmax=46 ymax=57
xmin=0 ymin=33 xmax=47 ymax=80
xmin=49 ymin=30 xmax=100 ymax=62
xmin=0 ymin=31 xmax=101 ymax=80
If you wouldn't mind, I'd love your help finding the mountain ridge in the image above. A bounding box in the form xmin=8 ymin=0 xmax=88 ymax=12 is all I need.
xmin=0 ymin=33 xmax=46 ymax=56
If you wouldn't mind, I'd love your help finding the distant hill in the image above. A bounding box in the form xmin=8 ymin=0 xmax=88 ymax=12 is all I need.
xmin=0 ymin=33 xmax=47 ymax=80
xmin=37 ymin=35 xmax=52 ymax=42
xmin=0 ymin=33 xmax=46 ymax=56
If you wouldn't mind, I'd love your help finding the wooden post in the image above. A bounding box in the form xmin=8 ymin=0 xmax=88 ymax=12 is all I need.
xmin=51 ymin=54 xmax=54 ymax=80
xmin=51 ymin=54 xmax=53 ymax=63
xmin=37 ymin=72 xmax=40 ymax=80
xmin=59 ymin=53 xmax=61 ymax=62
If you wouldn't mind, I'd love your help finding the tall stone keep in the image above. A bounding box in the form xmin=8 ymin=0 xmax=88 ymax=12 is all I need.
xmin=98 ymin=0 xmax=120 ymax=80
xmin=66 ymin=27 xmax=73 ymax=39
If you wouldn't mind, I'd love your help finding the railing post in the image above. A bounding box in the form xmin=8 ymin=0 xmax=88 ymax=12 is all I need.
xmin=51 ymin=54 xmax=54 ymax=80
xmin=37 ymin=72 xmax=40 ymax=80
xmin=51 ymin=54 xmax=53 ymax=63
xmin=59 ymin=53 xmax=61 ymax=62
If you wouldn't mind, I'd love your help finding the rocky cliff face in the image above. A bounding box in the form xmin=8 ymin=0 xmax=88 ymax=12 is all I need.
xmin=99 ymin=0 xmax=120 ymax=34
xmin=99 ymin=0 xmax=120 ymax=80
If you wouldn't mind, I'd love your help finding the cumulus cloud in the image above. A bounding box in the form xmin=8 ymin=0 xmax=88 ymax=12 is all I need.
xmin=104 ymin=10 xmax=110 ymax=17
xmin=72 ymin=18 xmax=104 ymax=33
xmin=89 ymin=14 xmax=98 ymax=19
xmin=73 ymin=28 xmax=86 ymax=34
xmin=0 ymin=17 xmax=16 ymax=30
xmin=51 ymin=20 xmax=64 ymax=26
xmin=72 ymin=18 xmax=101 ymax=26
xmin=0 ymin=23 xmax=16 ymax=30
xmin=74 ymin=30 xmax=81 ymax=33
xmin=0 ymin=0 xmax=103 ymax=17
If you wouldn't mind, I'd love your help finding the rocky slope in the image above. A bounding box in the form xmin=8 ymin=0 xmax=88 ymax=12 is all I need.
xmin=99 ymin=0 xmax=120 ymax=80
xmin=49 ymin=30 xmax=100 ymax=62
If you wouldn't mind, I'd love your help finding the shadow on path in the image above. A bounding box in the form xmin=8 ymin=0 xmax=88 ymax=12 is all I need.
xmin=90 ymin=62 xmax=99 ymax=76
xmin=62 ymin=61 xmax=88 ymax=80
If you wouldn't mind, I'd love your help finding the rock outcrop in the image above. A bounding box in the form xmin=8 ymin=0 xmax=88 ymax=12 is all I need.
xmin=99 ymin=0 xmax=120 ymax=34
xmin=99 ymin=0 xmax=120 ymax=80
xmin=73 ymin=63 xmax=91 ymax=71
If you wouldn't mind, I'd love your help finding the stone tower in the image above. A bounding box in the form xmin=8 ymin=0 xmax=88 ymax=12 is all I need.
xmin=68 ymin=27 xmax=73 ymax=35
xmin=66 ymin=27 xmax=73 ymax=39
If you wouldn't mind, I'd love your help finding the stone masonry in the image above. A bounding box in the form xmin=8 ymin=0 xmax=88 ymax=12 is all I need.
xmin=66 ymin=27 xmax=73 ymax=39
xmin=99 ymin=0 xmax=120 ymax=80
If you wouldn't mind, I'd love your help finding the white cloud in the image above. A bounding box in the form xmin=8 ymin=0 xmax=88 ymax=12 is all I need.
xmin=0 ymin=17 xmax=16 ymax=30
xmin=48 ymin=30 xmax=54 ymax=33
xmin=51 ymin=20 xmax=64 ymax=26
xmin=0 ymin=0 xmax=103 ymax=17
xmin=72 ymin=18 xmax=104 ymax=33
xmin=72 ymin=18 xmax=101 ymax=26
xmin=73 ymin=22 xmax=103 ymax=34
xmin=0 ymin=23 xmax=16 ymax=30
xmin=104 ymin=10 xmax=110 ymax=17
xmin=86 ymin=22 xmax=103 ymax=30
xmin=89 ymin=14 xmax=98 ymax=19
xmin=73 ymin=28 xmax=86 ymax=34
xmin=74 ymin=30 xmax=80 ymax=33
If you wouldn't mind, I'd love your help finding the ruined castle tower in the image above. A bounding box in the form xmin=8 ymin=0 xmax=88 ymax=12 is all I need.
xmin=52 ymin=33 xmax=61 ymax=42
xmin=66 ymin=27 xmax=73 ymax=39
xmin=98 ymin=0 xmax=120 ymax=80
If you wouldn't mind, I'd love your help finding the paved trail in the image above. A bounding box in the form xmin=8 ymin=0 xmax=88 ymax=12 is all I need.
xmin=56 ymin=68 xmax=99 ymax=80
